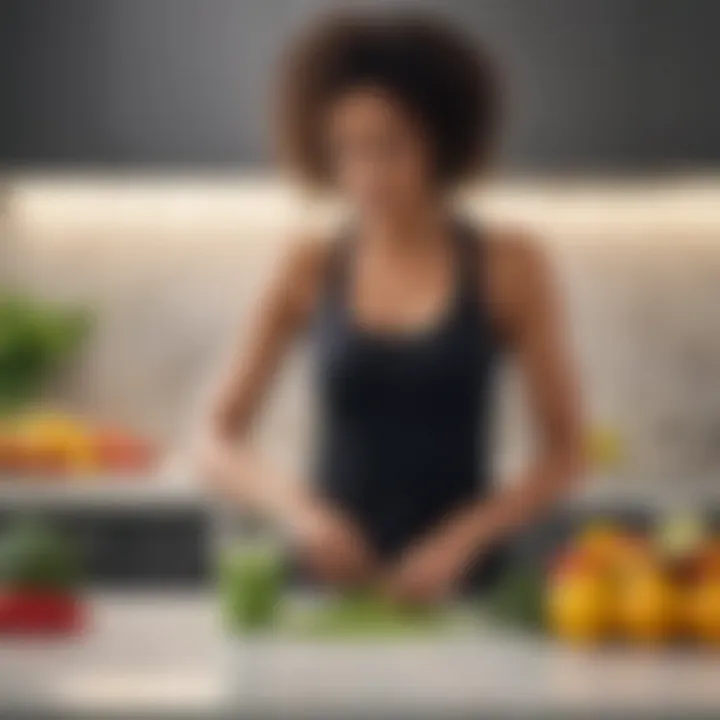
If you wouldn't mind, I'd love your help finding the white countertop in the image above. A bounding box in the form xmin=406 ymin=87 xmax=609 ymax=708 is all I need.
xmin=1 ymin=593 xmax=719 ymax=716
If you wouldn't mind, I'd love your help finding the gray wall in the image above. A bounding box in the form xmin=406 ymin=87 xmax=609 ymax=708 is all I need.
xmin=1 ymin=0 xmax=719 ymax=171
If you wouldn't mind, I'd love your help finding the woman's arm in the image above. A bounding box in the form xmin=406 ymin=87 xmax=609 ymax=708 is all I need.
xmin=385 ymin=232 xmax=585 ymax=602
xmin=200 ymin=240 xmax=376 ymax=587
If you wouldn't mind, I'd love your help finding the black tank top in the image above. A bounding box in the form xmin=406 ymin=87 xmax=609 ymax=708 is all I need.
xmin=311 ymin=221 xmax=502 ymax=561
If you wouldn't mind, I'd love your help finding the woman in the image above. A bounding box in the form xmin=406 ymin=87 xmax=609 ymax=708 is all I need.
xmin=202 ymin=12 xmax=584 ymax=604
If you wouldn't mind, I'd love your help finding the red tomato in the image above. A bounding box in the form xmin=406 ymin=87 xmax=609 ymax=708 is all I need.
xmin=93 ymin=429 xmax=154 ymax=473
xmin=0 ymin=590 xmax=86 ymax=635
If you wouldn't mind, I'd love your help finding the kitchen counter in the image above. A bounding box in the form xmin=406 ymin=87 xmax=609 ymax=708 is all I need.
xmin=3 ymin=473 xmax=720 ymax=510
xmin=1 ymin=593 xmax=719 ymax=718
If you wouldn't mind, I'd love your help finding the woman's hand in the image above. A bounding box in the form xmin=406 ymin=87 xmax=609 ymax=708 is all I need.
xmin=290 ymin=501 xmax=377 ymax=588
xmin=199 ymin=433 xmax=377 ymax=589
xmin=381 ymin=530 xmax=472 ymax=604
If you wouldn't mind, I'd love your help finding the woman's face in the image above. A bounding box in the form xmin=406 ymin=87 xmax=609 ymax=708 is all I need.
xmin=324 ymin=88 xmax=435 ymax=220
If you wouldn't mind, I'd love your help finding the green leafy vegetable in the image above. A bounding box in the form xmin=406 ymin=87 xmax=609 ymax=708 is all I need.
xmin=0 ymin=519 xmax=80 ymax=590
xmin=0 ymin=294 xmax=91 ymax=412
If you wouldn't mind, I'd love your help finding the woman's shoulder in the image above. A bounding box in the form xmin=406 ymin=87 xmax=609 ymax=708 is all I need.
xmin=479 ymin=223 xmax=555 ymax=332
xmin=281 ymin=234 xmax=331 ymax=281
xmin=269 ymin=234 xmax=335 ymax=323
xmin=483 ymin=223 xmax=548 ymax=278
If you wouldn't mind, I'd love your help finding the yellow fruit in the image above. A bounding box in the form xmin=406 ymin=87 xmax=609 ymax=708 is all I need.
xmin=616 ymin=569 xmax=679 ymax=644
xmin=13 ymin=410 xmax=98 ymax=475
xmin=613 ymin=537 xmax=657 ymax=581
xmin=656 ymin=512 xmax=708 ymax=561
xmin=64 ymin=439 xmax=99 ymax=475
xmin=547 ymin=572 xmax=610 ymax=644
xmin=686 ymin=578 xmax=720 ymax=645
xmin=585 ymin=427 xmax=623 ymax=471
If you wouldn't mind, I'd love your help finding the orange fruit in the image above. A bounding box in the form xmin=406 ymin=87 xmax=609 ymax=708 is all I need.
xmin=694 ymin=539 xmax=720 ymax=581
xmin=616 ymin=568 xmax=679 ymax=644
xmin=686 ymin=578 xmax=720 ymax=645
xmin=574 ymin=523 xmax=644 ymax=580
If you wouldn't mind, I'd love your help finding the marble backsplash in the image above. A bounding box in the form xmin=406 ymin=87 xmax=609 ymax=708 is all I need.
xmin=1 ymin=176 xmax=719 ymax=491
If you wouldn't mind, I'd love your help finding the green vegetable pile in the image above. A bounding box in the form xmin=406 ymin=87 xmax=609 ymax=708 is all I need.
xmin=217 ymin=541 xmax=547 ymax=639
xmin=217 ymin=543 xmax=462 ymax=638
xmin=287 ymin=592 xmax=457 ymax=639
xmin=479 ymin=562 xmax=546 ymax=632
xmin=0 ymin=519 xmax=80 ymax=590
xmin=0 ymin=295 xmax=91 ymax=412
